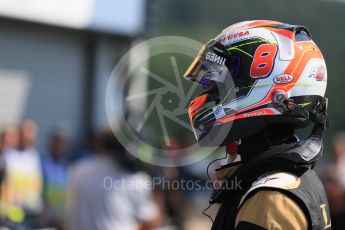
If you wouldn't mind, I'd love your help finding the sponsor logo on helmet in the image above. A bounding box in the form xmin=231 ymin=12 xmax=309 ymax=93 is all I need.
xmin=218 ymin=31 xmax=250 ymax=43
xmin=242 ymin=110 xmax=269 ymax=118
xmin=212 ymin=105 xmax=226 ymax=119
xmin=309 ymin=66 xmax=326 ymax=81
xmin=205 ymin=52 xmax=226 ymax=65
xmin=240 ymin=108 xmax=279 ymax=118
xmin=273 ymin=74 xmax=294 ymax=84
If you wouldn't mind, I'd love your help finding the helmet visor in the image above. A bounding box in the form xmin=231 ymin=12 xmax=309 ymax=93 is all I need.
xmin=184 ymin=39 xmax=240 ymax=90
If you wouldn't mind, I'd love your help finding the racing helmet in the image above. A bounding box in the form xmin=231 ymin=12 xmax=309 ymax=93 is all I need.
xmin=184 ymin=20 xmax=327 ymax=146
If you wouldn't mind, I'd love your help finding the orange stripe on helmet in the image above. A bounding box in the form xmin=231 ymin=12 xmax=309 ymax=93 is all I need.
xmin=281 ymin=41 xmax=322 ymax=92
xmin=248 ymin=20 xmax=281 ymax=27
xmin=188 ymin=94 xmax=208 ymax=119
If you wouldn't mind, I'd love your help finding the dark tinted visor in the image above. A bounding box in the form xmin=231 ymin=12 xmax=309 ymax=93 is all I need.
xmin=184 ymin=39 xmax=240 ymax=90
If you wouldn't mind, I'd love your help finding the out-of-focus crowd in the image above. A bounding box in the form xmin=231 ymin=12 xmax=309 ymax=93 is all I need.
xmin=0 ymin=119 xmax=210 ymax=230
xmin=0 ymin=119 xmax=166 ymax=230
xmin=0 ymin=119 xmax=61 ymax=228
xmin=1 ymin=118 xmax=345 ymax=230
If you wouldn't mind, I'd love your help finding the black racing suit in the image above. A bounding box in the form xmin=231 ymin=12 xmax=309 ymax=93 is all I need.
xmin=210 ymin=137 xmax=331 ymax=230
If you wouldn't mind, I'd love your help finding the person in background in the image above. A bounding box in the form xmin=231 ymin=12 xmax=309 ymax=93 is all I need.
xmin=0 ymin=131 xmax=4 ymax=199
xmin=66 ymin=127 xmax=163 ymax=230
xmin=161 ymin=138 xmax=186 ymax=229
xmin=0 ymin=126 xmax=19 ymax=192
xmin=0 ymin=126 xmax=19 ymax=154
xmin=41 ymin=130 xmax=70 ymax=229
xmin=321 ymin=133 xmax=345 ymax=229
xmin=1 ymin=119 xmax=43 ymax=228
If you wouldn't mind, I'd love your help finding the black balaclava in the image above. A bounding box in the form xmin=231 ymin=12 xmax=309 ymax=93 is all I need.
xmin=238 ymin=124 xmax=296 ymax=163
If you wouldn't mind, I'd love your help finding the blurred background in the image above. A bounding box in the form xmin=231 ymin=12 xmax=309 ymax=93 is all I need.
xmin=0 ymin=0 xmax=345 ymax=229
